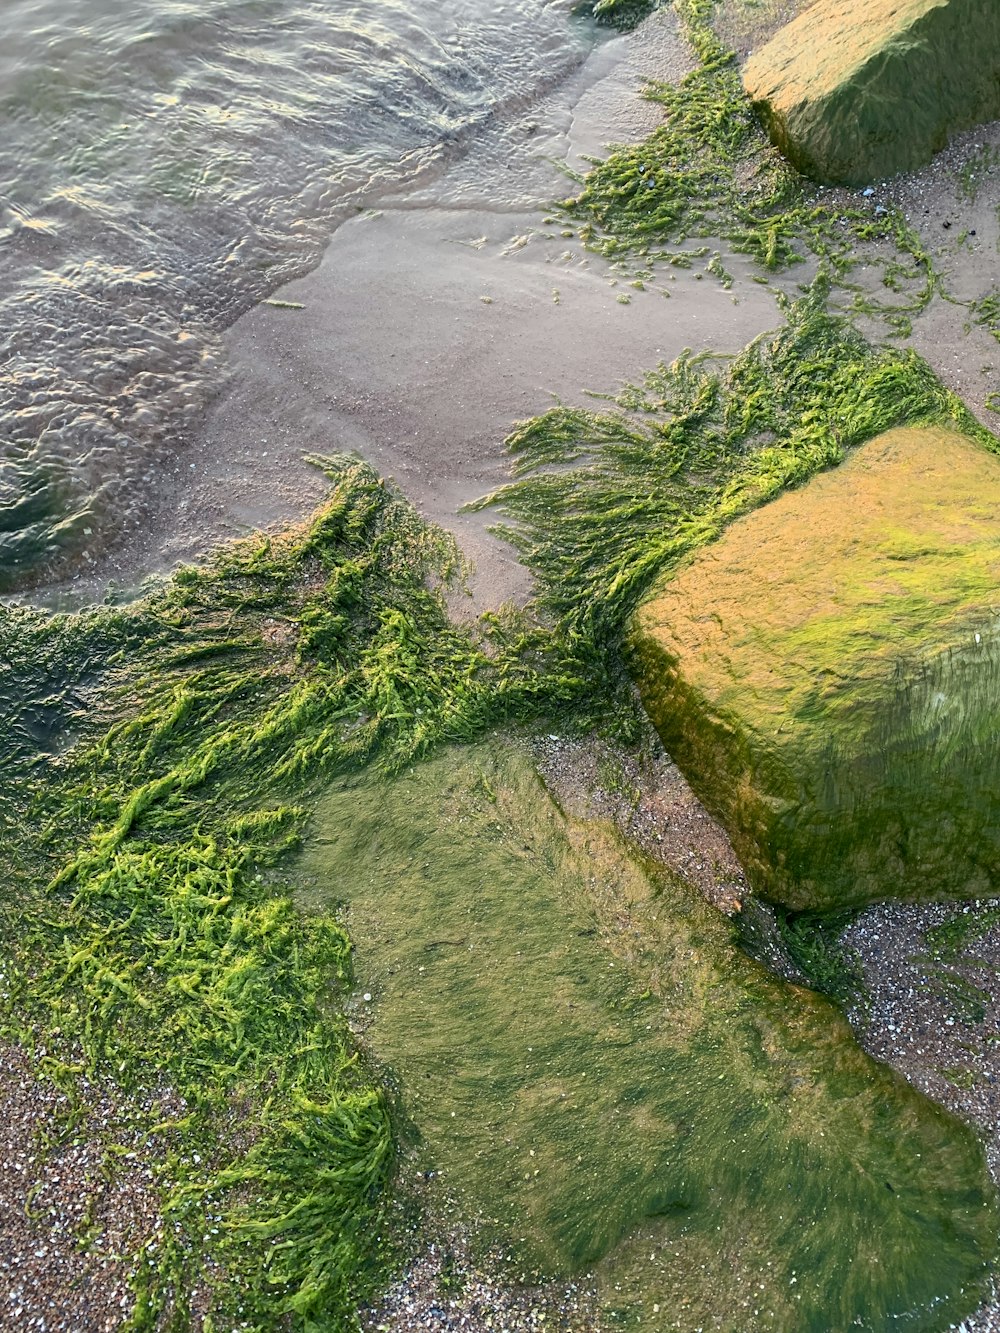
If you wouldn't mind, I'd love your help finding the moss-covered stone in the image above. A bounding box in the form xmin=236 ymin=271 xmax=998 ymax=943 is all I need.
xmin=300 ymin=743 xmax=998 ymax=1331
xmin=632 ymin=424 xmax=1000 ymax=911
xmin=743 ymin=0 xmax=1000 ymax=185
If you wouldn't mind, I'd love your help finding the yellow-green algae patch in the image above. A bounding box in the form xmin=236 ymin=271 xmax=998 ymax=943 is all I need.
xmin=743 ymin=0 xmax=1000 ymax=186
xmin=0 ymin=457 xmax=597 ymax=1330
xmin=633 ymin=424 xmax=1000 ymax=913
xmin=299 ymin=743 xmax=997 ymax=1332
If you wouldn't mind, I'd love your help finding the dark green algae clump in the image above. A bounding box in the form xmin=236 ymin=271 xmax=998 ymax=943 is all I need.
xmin=576 ymin=0 xmax=661 ymax=30
xmin=0 ymin=420 xmax=998 ymax=1329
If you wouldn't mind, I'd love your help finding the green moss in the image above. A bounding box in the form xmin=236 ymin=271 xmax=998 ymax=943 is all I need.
xmin=744 ymin=0 xmax=1000 ymax=186
xmin=633 ymin=424 xmax=1000 ymax=911
xmin=298 ymin=743 xmax=997 ymax=1331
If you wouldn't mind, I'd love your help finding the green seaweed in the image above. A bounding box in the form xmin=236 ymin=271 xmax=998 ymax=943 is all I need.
xmin=560 ymin=0 xmax=935 ymax=330
xmin=0 ymin=459 xmax=599 ymax=1329
xmin=957 ymin=146 xmax=1000 ymax=204
xmin=575 ymin=0 xmax=660 ymax=29
xmin=911 ymin=903 xmax=1000 ymax=1027
xmin=926 ymin=903 xmax=1000 ymax=962
xmin=472 ymin=284 xmax=989 ymax=656
xmin=2 ymin=309 xmax=999 ymax=1327
xmin=924 ymin=970 xmax=991 ymax=1026
xmin=773 ymin=910 xmax=865 ymax=1008
xmin=970 ymin=291 xmax=1000 ymax=344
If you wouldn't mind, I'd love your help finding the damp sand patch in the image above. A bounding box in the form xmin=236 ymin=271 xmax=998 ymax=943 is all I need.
xmin=298 ymin=742 xmax=998 ymax=1332
xmin=184 ymin=203 xmax=779 ymax=619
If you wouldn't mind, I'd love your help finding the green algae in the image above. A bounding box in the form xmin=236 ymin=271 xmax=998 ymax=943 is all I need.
xmin=473 ymin=285 xmax=990 ymax=660
xmin=772 ymin=910 xmax=865 ymax=1008
xmin=0 ymin=458 xmax=598 ymax=1330
xmin=957 ymin=146 xmax=1000 ymax=204
xmin=298 ymin=743 xmax=997 ymax=1331
xmin=912 ymin=902 xmax=1000 ymax=1027
xmin=0 ymin=7 xmax=997 ymax=1324
xmin=926 ymin=904 xmax=1000 ymax=963
xmin=576 ymin=0 xmax=660 ymax=29
xmin=970 ymin=290 xmax=1000 ymax=345
xmin=560 ymin=0 xmax=935 ymax=330
xmin=1 ymin=318 xmax=999 ymax=1327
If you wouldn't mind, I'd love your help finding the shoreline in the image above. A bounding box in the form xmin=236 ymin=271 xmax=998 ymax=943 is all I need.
xmin=32 ymin=4 xmax=1000 ymax=616
xmin=29 ymin=7 xmax=783 ymax=616
xmin=6 ymin=1 xmax=1000 ymax=1329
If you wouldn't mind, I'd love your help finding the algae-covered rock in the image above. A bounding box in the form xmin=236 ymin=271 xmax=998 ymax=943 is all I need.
xmin=743 ymin=0 xmax=1000 ymax=185
xmin=302 ymin=742 xmax=998 ymax=1330
xmin=632 ymin=424 xmax=1000 ymax=911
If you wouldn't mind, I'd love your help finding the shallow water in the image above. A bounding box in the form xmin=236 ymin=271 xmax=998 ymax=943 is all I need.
xmin=0 ymin=0 xmax=594 ymax=588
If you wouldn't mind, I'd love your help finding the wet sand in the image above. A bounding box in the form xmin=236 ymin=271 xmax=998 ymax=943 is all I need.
xmin=36 ymin=10 xmax=788 ymax=613
xmin=182 ymin=208 xmax=781 ymax=613
xmin=152 ymin=11 xmax=781 ymax=613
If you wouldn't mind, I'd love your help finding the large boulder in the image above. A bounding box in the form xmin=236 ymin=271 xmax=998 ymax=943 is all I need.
xmin=743 ymin=0 xmax=1000 ymax=186
xmin=632 ymin=425 xmax=1000 ymax=911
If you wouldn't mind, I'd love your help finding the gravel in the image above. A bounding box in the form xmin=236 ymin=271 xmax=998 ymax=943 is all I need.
xmin=360 ymin=1231 xmax=602 ymax=1333
xmin=0 ymin=1043 xmax=181 ymax=1332
xmin=842 ymin=902 xmax=1000 ymax=1332
xmin=533 ymin=729 xmax=748 ymax=916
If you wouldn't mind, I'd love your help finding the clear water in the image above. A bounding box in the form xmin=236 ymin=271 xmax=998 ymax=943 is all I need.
xmin=0 ymin=0 xmax=593 ymax=588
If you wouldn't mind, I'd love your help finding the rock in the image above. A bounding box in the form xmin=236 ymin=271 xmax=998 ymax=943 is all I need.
xmin=632 ymin=424 xmax=1000 ymax=911
xmin=743 ymin=0 xmax=1000 ymax=185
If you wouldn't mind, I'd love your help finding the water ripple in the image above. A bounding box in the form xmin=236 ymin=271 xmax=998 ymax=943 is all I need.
xmin=0 ymin=0 xmax=592 ymax=588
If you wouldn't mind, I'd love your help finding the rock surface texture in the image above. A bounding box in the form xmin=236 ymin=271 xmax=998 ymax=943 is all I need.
xmin=743 ymin=0 xmax=1000 ymax=185
xmin=632 ymin=425 xmax=1000 ymax=911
